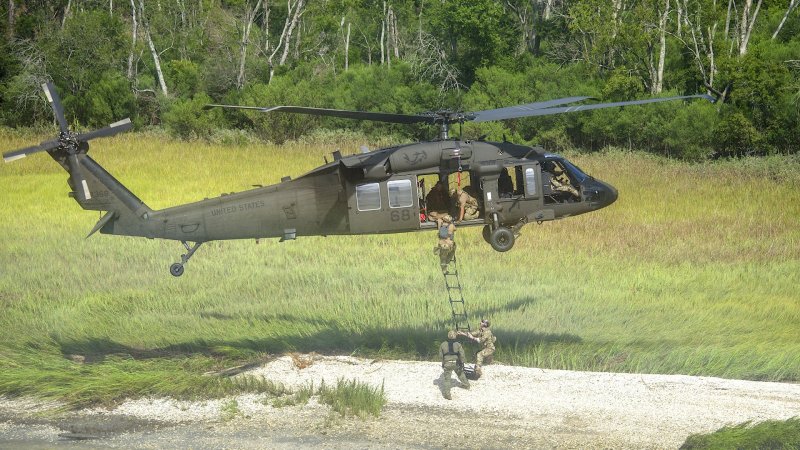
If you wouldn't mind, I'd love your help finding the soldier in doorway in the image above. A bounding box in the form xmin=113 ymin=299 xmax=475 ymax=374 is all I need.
xmin=425 ymin=180 xmax=449 ymax=221
xmin=454 ymin=186 xmax=480 ymax=221
xmin=439 ymin=330 xmax=469 ymax=400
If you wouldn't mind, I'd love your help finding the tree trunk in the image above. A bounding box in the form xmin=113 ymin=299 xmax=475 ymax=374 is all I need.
xmin=654 ymin=0 xmax=670 ymax=94
xmin=138 ymin=0 xmax=168 ymax=96
xmin=62 ymin=0 xmax=71 ymax=29
xmin=110 ymin=0 xmax=113 ymax=16
xmin=262 ymin=0 xmax=270 ymax=59
xmin=724 ymin=0 xmax=733 ymax=38
xmin=127 ymin=0 xmax=138 ymax=80
xmin=708 ymin=23 xmax=717 ymax=88
xmin=739 ymin=0 xmax=762 ymax=56
xmin=391 ymin=8 xmax=399 ymax=59
xmin=268 ymin=0 xmax=303 ymax=83
xmin=772 ymin=0 xmax=799 ymax=39
xmin=268 ymin=0 xmax=295 ymax=83
xmin=237 ymin=0 xmax=262 ymax=90
xmin=380 ymin=1 xmax=386 ymax=65
xmin=6 ymin=0 xmax=14 ymax=40
xmin=344 ymin=20 xmax=351 ymax=71
xmin=278 ymin=0 xmax=304 ymax=66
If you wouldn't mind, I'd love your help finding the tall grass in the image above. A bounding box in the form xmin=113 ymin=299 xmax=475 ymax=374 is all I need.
xmin=318 ymin=378 xmax=386 ymax=418
xmin=680 ymin=418 xmax=800 ymax=449
xmin=1 ymin=131 xmax=799 ymax=406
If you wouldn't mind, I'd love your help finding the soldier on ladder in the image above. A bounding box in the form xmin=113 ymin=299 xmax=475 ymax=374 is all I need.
xmin=433 ymin=214 xmax=456 ymax=273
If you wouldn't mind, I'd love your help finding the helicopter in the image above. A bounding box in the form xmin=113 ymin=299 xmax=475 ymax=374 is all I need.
xmin=3 ymin=82 xmax=713 ymax=276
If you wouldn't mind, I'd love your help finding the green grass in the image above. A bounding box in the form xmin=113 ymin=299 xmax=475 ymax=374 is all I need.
xmin=318 ymin=379 xmax=387 ymax=419
xmin=680 ymin=418 xmax=800 ymax=449
xmin=1 ymin=130 xmax=799 ymax=406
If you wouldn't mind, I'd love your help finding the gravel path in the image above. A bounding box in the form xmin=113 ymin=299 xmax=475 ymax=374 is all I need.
xmin=2 ymin=354 xmax=800 ymax=448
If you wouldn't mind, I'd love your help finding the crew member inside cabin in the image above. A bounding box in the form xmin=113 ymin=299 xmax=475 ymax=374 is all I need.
xmin=425 ymin=180 xmax=449 ymax=221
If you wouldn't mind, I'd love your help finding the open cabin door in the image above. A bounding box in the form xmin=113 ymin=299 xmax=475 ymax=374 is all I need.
xmin=495 ymin=162 xmax=543 ymax=222
xmin=346 ymin=175 xmax=420 ymax=234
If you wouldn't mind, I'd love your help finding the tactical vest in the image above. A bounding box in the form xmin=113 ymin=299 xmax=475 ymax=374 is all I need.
xmin=443 ymin=341 xmax=461 ymax=363
xmin=439 ymin=225 xmax=451 ymax=239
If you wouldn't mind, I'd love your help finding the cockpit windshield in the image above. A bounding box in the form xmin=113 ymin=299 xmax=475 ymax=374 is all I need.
xmin=559 ymin=159 xmax=589 ymax=183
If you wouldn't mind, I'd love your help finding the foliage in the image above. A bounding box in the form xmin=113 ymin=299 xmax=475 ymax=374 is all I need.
xmin=680 ymin=418 xmax=800 ymax=449
xmin=0 ymin=1 xmax=798 ymax=159
xmin=162 ymin=93 xmax=226 ymax=139
xmin=318 ymin=378 xmax=387 ymax=419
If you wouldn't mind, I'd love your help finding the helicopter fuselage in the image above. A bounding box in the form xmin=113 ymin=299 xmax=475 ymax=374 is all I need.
xmin=96 ymin=140 xmax=617 ymax=249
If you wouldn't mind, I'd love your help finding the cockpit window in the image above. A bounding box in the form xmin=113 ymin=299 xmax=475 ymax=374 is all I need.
xmin=547 ymin=157 xmax=588 ymax=183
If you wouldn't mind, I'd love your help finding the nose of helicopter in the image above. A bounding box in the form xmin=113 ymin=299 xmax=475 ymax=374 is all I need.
xmin=585 ymin=179 xmax=618 ymax=208
xmin=603 ymin=181 xmax=618 ymax=206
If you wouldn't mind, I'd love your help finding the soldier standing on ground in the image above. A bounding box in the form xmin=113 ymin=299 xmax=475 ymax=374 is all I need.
xmin=439 ymin=330 xmax=469 ymax=400
xmin=459 ymin=319 xmax=495 ymax=376
xmin=434 ymin=214 xmax=456 ymax=273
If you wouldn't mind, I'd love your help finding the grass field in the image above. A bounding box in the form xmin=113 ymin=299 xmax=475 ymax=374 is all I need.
xmin=1 ymin=130 xmax=799 ymax=407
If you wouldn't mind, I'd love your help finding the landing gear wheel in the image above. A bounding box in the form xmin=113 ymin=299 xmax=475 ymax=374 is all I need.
xmin=489 ymin=227 xmax=515 ymax=252
xmin=170 ymin=263 xmax=185 ymax=277
xmin=482 ymin=225 xmax=492 ymax=244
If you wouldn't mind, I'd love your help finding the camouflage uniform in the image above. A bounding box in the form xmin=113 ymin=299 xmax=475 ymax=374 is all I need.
xmin=439 ymin=331 xmax=469 ymax=399
xmin=456 ymin=188 xmax=480 ymax=220
xmin=551 ymin=170 xmax=580 ymax=198
xmin=470 ymin=326 xmax=496 ymax=368
xmin=434 ymin=216 xmax=456 ymax=273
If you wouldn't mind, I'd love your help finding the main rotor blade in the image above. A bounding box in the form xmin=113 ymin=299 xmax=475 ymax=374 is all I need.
xmin=205 ymin=104 xmax=436 ymax=124
xmin=76 ymin=118 xmax=133 ymax=142
xmin=470 ymin=94 xmax=715 ymax=122
xmin=42 ymin=82 xmax=69 ymax=133
xmin=2 ymin=139 xmax=61 ymax=163
xmin=470 ymin=96 xmax=594 ymax=122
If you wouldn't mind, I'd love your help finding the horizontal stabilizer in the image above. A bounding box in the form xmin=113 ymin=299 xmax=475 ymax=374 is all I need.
xmin=86 ymin=211 xmax=117 ymax=238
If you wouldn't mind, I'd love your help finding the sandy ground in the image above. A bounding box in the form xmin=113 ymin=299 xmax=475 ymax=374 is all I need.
xmin=2 ymin=354 xmax=800 ymax=449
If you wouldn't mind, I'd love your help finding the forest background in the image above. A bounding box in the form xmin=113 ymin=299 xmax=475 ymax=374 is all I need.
xmin=0 ymin=0 xmax=798 ymax=159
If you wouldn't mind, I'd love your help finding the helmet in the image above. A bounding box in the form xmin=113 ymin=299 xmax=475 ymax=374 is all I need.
xmin=442 ymin=214 xmax=452 ymax=223
xmin=447 ymin=330 xmax=457 ymax=340
xmin=481 ymin=319 xmax=490 ymax=328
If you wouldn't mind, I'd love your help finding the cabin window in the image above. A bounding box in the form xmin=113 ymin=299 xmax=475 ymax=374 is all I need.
xmin=356 ymin=183 xmax=381 ymax=211
xmin=525 ymin=167 xmax=537 ymax=196
xmin=387 ymin=179 xmax=413 ymax=208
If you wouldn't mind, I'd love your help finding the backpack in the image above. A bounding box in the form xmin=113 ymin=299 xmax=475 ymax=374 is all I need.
xmin=438 ymin=225 xmax=450 ymax=239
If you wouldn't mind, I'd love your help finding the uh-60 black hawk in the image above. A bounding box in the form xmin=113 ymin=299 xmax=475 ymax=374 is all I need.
xmin=3 ymin=82 xmax=713 ymax=276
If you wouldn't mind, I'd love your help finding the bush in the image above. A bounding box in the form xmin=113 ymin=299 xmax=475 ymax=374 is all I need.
xmin=162 ymin=93 xmax=225 ymax=139
xmin=318 ymin=378 xmax=387 ymax=419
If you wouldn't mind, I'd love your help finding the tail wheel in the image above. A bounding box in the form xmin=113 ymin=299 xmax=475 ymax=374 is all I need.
xmin=489 ymin=227 xmax=515 ymax=252
xmin=170 ymin=263 xmax=185 ymax=277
